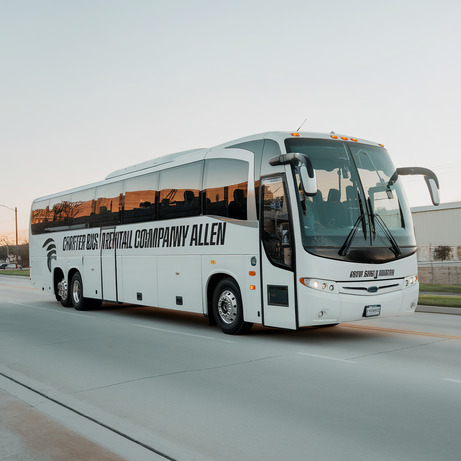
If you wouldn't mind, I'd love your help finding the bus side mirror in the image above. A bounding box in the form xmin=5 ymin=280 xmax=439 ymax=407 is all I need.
xmin=269 ymin=152 xmax=317 ymax=196
xmin=299 ymin=161 xmax=317 ymax=197
xmin=424 ymin=177 xmax=440 ymax=206
xmin=395 ymin=167 xmax=440 ymax=206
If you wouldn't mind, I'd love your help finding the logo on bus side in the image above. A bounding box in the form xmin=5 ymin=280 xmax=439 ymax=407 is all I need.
xmin=61 ymin=222 xmax=227 ymax=252
xmin=42 ymin=238 xmax=57 ymax=272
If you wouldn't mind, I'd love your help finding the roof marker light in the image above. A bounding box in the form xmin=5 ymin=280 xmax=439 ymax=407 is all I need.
xmin=379 ymin=144 xmax=385 ymax=147
xmin=330 ymin=135 xmax=338 ymax=139
xmin=291 ymin=132 xmax=300 ymax=137
xmin=341 ymin=136 xmax=348 ymax=140
xmin=351 ymin=138 xmax=358 ymax=142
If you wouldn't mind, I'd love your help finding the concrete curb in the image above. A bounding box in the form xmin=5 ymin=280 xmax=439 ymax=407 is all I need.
xmin=0 ymin=388 xmax=127 ymax=461
xmin=416 ymin=305 xmax=461 ymax=315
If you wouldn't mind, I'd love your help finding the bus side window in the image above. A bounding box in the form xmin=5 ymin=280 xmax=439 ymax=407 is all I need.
xmin=123 ymin=172 xmax=158 ymax=224
xmin=31 ymin=200 xmax=50 ymax=234
xmin=48 ymin=194 xmax=74 ymax=230
xmin=94 ymin=183 xmax=122 ymax=227
xmin=203 ymin=158 xmax=248 ymax=220
xmin=261 ymin=176 xmax=293 ymax=268
xmin=72 ymin=189 xmax=96 ymax=229
xmin=158 ymin=162 xmax=202 ymax=220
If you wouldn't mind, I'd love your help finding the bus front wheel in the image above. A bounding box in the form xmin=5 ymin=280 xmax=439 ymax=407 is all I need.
xmin=212 ymin=278 xmax=252 ymax=335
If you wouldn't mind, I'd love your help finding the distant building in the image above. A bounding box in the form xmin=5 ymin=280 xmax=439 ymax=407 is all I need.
xmin=411 ymin=202 xmax=461 ymax=284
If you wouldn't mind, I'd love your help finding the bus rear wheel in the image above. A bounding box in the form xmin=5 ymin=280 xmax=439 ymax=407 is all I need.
xmin=70 ymin=272 xmax=85 ymax=310
xmin=70 ymin=272 xmax=101 ymax=311
xmin=212 ymin=278 xmax=252 ymax=335
xmin=57 ymin=275 xmax=72 ymax=307
xmin=69 ymin=272 xmax=102 ymax=311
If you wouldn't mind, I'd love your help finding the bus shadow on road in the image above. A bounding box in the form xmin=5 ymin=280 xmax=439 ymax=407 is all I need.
xmin=249 ymin=323 xmax=381 ymax=344
xmin=97 ymin=301 xmax=211 ymax=326
xmin=94 ymin=302 xmax=378 ymax=344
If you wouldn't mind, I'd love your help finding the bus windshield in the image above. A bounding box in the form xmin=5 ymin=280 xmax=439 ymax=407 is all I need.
xmin=285 ymin=138 xmax=416 ymax=263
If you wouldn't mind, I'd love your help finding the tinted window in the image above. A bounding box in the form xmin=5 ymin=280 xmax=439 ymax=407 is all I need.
xmin=159 ymin=162 xmax=202 ymax=220
xmin=46 ymin=194 xmax=74 ymax=231
xmin=71 ymin=188 xmax=96 ymax=229
xmin=261 ymin=176 xmax=293 ymax=268
xmin=31 ymin=190 xmax=96 ymax=234
xmin=203 ymin=159 xmax=248 ymax=220
xmin=31 ymin=199 xmax=51 ymax=234
xmin=94 ymin=183 xmax=122 ymax=226
xmin=123 ymin=173 xmax=158 ymax=224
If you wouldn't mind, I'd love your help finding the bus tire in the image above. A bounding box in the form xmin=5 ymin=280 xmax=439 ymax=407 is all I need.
xmin=70 ymin=272 xmax=89 ymax=311
xmin=213 ymin=278 xmax=252 ymax=335
xmin=57 ymin=275 xmax=72 ymax=308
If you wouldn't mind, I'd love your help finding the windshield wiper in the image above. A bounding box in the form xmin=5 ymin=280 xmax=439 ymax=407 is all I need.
xmin=338 ymin=214 xmax=365 ymax=257
xmin=373 ymin=213 xmax=402 ymax=257
xmin=366 ymin=197 xmax=400 ymax=255
xmin=357 ymin=191 xmax=367 ymax=241
xmin=367 ymin=198 xmax=376 ymax=240
xmin=339 ymin=190 xmax=367 ymax=257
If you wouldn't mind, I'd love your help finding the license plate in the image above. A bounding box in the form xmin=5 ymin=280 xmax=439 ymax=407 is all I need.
xmin=364 ymin=304 xmax=381 ymax=317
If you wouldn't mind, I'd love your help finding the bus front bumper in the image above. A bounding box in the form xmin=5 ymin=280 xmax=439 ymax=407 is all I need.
xmin=297 ymin=284 xmax=419 ymax=327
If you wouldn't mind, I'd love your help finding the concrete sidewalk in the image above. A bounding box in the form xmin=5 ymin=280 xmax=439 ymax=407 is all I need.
xmin=0 ymin=389 xmax=126 ymax=461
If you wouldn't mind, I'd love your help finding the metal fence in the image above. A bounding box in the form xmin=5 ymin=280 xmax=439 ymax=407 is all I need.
xmin=417 ymin=245 xmax=461 ymax=264
xmin=417 ymin=245 xmax=461 ymax=285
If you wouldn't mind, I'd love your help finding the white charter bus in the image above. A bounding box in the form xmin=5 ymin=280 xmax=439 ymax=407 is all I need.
xmin=30 ymin=132 xmax=440 ymax=334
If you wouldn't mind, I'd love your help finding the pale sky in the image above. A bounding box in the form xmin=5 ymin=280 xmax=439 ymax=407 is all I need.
xmin=1 ymin=0 xmax=460 ymax=240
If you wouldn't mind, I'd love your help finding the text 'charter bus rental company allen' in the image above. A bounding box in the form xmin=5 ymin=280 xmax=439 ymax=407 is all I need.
xmin=30 ymin=132 xmax=440 ymax=334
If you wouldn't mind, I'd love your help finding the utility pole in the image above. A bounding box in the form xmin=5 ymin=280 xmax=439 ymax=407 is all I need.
xmin=15 ymin=207 xmax=19 ymax=266
xmin=0 ymin=204 xmax=19 ymax=267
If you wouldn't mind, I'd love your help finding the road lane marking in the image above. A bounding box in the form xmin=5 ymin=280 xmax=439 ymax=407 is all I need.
xmin=7 ymin=301 xmax=95 ymax=318
xmin=341 ymin=323 xmax=461 ymax=340
xmin=0 ymin=283 xmax=37 ymax=291
xmin=4 ymin=298 xmax=232 ymax=339
xmin=297 ymin=352 xmax=357 ymax=363
xmin=131 ymin=323 xmax=235 ymax=343
xmin=444 ymin=378 xmax=461 ymax=384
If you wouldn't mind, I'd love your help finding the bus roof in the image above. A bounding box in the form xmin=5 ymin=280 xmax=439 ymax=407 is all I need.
xmin=32 ymin=131 xmax=382 ymax=203
xmin=105 ymin=131 xmax=382 ymax=178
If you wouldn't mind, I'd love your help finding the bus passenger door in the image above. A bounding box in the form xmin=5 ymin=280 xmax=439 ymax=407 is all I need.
xmin=100 ymin=227 xmax=118 ymax=302
xmin=260 ymin=175 xmax=297 ymax=329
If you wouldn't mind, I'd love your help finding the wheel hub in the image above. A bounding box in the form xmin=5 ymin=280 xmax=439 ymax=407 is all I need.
xmin=72 ymin=279 xmax=82 ymax=305
xmin=217 ymin=290 xmax=238 ymax=324
xmin=57 ymin=279 xmax=68 ymax=300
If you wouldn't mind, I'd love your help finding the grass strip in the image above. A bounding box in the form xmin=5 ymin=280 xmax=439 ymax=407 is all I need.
xmin=419 ymin=284 xmax=461 ymax=293
xmin=0 ymin=270 xmax=30 ymax=277
xmin=418 ymin=295 xmax=461 ymax=308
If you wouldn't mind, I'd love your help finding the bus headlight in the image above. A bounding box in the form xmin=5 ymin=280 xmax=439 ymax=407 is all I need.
xmin=300 ymin=278 xmax=338 ymax=293
xmin=404 ymin=275 xmax=418 ymax=288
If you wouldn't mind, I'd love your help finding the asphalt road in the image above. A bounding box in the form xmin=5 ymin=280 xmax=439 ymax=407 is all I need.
xmin=1 ymin=275 xmax=461 ymax=461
